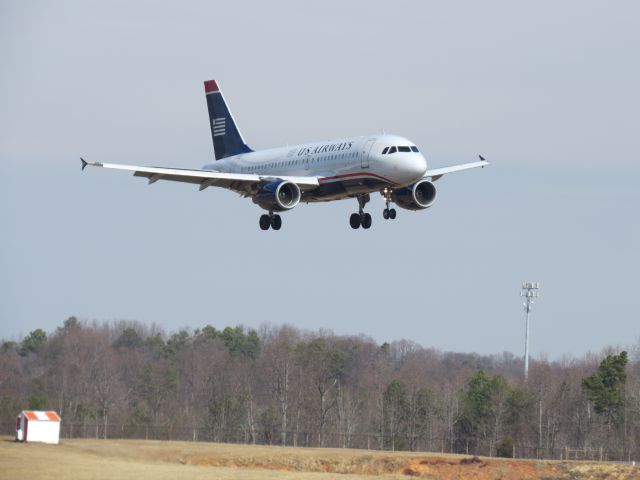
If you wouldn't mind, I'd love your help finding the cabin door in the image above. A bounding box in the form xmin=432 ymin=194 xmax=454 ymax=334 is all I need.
xmin=361 ymin=138 xmax=375 ymax=168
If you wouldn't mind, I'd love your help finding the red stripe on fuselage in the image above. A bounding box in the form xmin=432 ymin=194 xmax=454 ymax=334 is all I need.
xmin=318 ymin=171 xmax=395 ymax=184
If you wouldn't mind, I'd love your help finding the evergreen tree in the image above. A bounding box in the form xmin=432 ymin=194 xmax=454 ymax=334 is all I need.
xmin=113 ymin=327 xmax=143 ymax=350
xmin=456 ymin=370 xmax=511 ymax=455
xmin=582 ymin=351 xmax=628 ymax=426
xmin=19 ymin=329 xmax=47 ymax=356
xmin=383 ymin=379 xmax=409 ymax=450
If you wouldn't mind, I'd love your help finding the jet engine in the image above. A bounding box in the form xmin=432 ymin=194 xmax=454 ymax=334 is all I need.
xmin=253 ymin=179 xmax=301 ymax=212
xmin=391 ymin=179 xmax=437 ymax=210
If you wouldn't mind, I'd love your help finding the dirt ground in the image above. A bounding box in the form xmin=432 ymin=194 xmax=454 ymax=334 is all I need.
xmin=0 ymin=437 xmax=638 ymax=480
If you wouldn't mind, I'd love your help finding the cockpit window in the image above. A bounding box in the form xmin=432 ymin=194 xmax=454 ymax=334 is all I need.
xmin=382 ymin=147 xmax=389 ymax=154
xmin=388 ymin=146 xmax=397 ymax=154
xmin=410 ymin=146 xmax=419 ymax=152
xmin=398 ymin=146 xmax=411 ymax=152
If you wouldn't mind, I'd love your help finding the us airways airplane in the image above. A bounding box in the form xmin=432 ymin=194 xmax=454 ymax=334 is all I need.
xmin=81 ymin=80 xmax=488 ymax=230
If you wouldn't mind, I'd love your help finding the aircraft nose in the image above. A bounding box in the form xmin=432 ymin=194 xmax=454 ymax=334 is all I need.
xmin=410 ymin=154 xmax=427 ymax=178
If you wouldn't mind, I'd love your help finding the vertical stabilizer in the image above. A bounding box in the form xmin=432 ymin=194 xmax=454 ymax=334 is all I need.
xmin=204 ymin=80 xmax=253 ymax=160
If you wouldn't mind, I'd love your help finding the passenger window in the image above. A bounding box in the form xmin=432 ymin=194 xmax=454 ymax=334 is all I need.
xmin=382 ymin=147 xmax=389 ymax=154
xmin=388 ymin=146 xmax=397 ymax=154
xmin=398 ymin=146 xmax=411 ymax=152
xmin=411 ymin=146 xmax=419 ymax=152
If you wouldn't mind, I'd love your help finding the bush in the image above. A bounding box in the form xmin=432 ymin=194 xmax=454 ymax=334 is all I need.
xmin=497 ymin=437 xmax=513 ymax=458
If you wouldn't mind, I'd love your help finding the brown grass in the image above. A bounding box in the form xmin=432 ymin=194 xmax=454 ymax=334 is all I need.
xmin=0 ymin=436 xmax=637 ymax=480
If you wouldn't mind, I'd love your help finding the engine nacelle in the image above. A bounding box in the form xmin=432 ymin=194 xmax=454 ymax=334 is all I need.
xmin=391 ymin=179 xmax=437 ymax=211
xmin=253 ymin=179 xmax=301 ymax=212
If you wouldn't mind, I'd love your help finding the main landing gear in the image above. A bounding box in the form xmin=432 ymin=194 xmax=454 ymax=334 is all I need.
xmin=349 ymin=194 xmax=372 ymax=229
xmin=259 ymin=212 xmax=282 ymax=231
xmin=382 ymin=189 xmax=397 ymax=221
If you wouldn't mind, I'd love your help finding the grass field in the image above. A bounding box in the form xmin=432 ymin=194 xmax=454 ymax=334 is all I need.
xmin=1 ymin=436 xmax=638 ymax=480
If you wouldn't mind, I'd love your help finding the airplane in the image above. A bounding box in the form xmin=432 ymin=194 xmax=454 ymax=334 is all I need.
xmin=81 ymin=80 xmax=488 ymax=230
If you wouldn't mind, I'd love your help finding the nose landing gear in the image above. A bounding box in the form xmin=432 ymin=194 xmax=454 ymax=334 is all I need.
xmin=349 ymin=194 xmax=372 ymax=229
xmin=382 ymin=189 xmax=397 ymax=220
xmin=382 ymin=208 xmax=396 ymax=220
xmin=259 ymin=211 xmax=282 ymax=230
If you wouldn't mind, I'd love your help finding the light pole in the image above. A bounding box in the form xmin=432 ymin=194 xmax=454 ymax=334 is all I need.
xmin=521 ymin=282 xmax=540 ymax=381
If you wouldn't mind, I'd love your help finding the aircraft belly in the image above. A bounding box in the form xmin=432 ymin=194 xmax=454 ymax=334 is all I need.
xmin=303 ymin=177 xmax=389 ymax=202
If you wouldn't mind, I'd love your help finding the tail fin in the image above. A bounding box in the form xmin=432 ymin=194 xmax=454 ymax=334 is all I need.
xmin=204 ymin=80 xmax=252 ymax=160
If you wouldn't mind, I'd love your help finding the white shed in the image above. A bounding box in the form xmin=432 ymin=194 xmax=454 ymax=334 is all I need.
xmin=16 ymin=411 xmax=61 ymax=444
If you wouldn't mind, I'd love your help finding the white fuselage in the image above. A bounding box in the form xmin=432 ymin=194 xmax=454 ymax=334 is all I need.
xmin=203 ymin=134 xmax=427 ymax=201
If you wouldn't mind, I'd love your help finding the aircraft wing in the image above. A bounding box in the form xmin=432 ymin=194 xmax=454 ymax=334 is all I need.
xmin=424 ymin=156 xmax=489 ymax=182
xmin=80 ymin=158 xmax=319 ymax=194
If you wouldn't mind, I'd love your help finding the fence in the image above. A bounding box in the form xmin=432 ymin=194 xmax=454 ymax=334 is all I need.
xmin=562 ymin=446 xmax=636 ymax=463
xmin=3 ymin=417 xmax=637 ymax=463
xmin=3 ymin=420 xmax=634 ymax=463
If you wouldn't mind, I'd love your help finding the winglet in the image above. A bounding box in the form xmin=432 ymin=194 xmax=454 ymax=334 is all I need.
xmin=80 ymin=157 xmax=88 ymax=171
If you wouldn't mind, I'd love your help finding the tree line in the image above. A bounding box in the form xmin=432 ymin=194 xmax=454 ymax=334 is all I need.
xmin=1 ymin=317 xmax=638 ymax=460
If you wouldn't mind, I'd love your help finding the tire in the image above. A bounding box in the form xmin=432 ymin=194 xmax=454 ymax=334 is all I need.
xmin=383 ymin=208 xmax=389 ymax=219
xmin=389 ymin=208 xmax=397 ymax=220
xmin=259 ymin=215 xmax=271 ymax=230
xmin=271 ymin=214 xmax=282 ymax=230
xmin=349 ymin=213 xmax=361 ymax=229
xmin=362 ymin=213 xmax=372 ymax=229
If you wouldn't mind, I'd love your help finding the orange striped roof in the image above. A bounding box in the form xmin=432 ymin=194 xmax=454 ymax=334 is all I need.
xmin=21 ymin=411 xmax=61 ymax=421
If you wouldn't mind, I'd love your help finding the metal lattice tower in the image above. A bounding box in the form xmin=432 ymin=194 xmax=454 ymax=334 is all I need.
xmin=521 ymin=282 xmax=540 ymax=381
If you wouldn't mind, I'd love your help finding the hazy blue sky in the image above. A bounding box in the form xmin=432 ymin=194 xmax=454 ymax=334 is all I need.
xmin=1 ymin=0 xmax=639 ymax=358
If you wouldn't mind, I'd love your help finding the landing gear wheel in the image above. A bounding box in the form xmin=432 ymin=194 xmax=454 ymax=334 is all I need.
xmin=350 ymin=194 xmax=371 ymax=230
xmin=361 ymin=213 xmax=372 ymax=229
xmin=259 ymin=215 xmax=271 ymax=230
xmin=381 ymin=190 xmax=396 ymax=221
xmin=271 ymin=214 xmax=282 ymax=230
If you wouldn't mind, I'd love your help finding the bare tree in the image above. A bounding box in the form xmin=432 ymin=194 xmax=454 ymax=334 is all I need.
xmin=261 ymin=325 xmax=299 ymax=445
